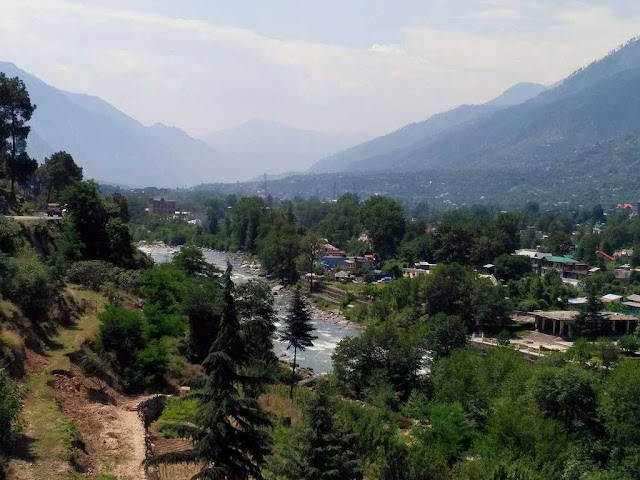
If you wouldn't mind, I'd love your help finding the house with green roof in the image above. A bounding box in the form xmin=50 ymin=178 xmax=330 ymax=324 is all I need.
xmin=542 ymin=255 xmax=590 ymax=284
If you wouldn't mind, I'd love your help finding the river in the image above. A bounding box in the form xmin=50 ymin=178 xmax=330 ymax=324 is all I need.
xmin=138 ymin=244 xmax=361 ymax=373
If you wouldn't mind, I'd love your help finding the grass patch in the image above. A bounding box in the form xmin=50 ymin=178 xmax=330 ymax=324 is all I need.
xmin=512 ymin=328 xmax=533 ymax=339
xmin=157 ymin=396 xmax=199 ymax=438
xmin=312 ymin=297 xmax=341 ymax=311
xmin=0 ymin=326 xmax=23 ymax=354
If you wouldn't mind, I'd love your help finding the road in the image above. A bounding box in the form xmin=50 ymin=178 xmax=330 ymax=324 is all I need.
xmin=8 ymin=214 xmax=62 ymax=221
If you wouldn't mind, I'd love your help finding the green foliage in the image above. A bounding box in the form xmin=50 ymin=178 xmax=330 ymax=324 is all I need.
xmin=574 ymin=277 xmax=607 ymax=339
xmin=66 ymin=260 xmax=119 ymax=290
xmin=38 ymin=151 xmax=83 ymax=202
xmin=95 ymin=305 xmax=171 ymax=390
xmin=140 ymin=264 xmax=187 ymax=313
xmin=531 ymin=364 xmax=599 ymax=436
xmin=0 ymin=73 xmax=37 ymax=195
xmin=494 ymin=254 xmax=532 ymax=281
xmin=0 ymin=368 xmax=20 ymax=448
xmin=259 ymin=212 xmax=300 ymax=282
xmin=281 ymin=288 xmax=316 ymax=398
xmin=423 ymin=313 xmax=467 ymax=360
xmin=172 ymin=245 xmax=218 ymax=277
xmin=419 ymin=402 xmax=475 ymax=463
xmin=183 ymin=279 xmax=221 ymax=362
xmin=2 ymin=252 xmax=53 ymax=319
xmin=0 ymin=216 xmax=20 ymax=254
xmin=278 ymin=381 xmax=362 ymax=480
xmin=618 ymin=334 xmax=639 ymax=353
xmin=599 ymin=360 xmax=640 ymax=451
xmin=98 ymin=306 xmax=148 ymax=367
xmin=359 ymin=196 xmax=405 ymax=260
xmin=146 ymin=263 xmax=272 ymax=478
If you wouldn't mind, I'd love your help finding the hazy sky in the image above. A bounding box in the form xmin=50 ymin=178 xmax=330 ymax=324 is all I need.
xmin=2 ymin=0 xmax=639 ymax=137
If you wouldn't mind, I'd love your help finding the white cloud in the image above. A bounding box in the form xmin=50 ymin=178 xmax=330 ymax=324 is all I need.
xmin=0 ymin=0 xmax=638 ymax=138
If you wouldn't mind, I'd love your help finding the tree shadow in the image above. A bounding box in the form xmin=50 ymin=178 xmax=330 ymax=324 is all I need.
xmin=8 ymin=433 xmax=37 ymax=463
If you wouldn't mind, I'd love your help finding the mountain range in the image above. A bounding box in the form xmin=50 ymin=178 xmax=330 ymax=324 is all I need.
xmin=309 ymin=81 xmax=547 ymax=173
xmin=309 ymin=37 xmax=640 ymax=177
xmin=0 ymin=62 xmax=359 ymax=187
xmin=201 ymin=119 xmax=362 ymax=180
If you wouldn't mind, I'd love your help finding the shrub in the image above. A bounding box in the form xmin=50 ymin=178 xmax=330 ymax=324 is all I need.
xmin=116 ymin=269 xmax=142 ymax=295
xmin=97 ymin=306 xmax=148 ymax=367
xmin=66 ymin=260 xmax=120 ymax=290
xmin=0 ymin=216 xmax=21 ymax=255
xmin=341 ymin=291 xmax=356 ymax=309
xmin=0 ymin=368 xmax=20 ymax=448
xmin=3 ymin=254 xmax=52 ymax=319
xmin=133 ymin=340 xmax=169 ymax=387
xmin=618 ymin=334 xmax=640 ymax=354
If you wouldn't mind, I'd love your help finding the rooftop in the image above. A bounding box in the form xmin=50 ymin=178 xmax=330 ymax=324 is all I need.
xmin=545 ymin=256 xmax=578 ymax=264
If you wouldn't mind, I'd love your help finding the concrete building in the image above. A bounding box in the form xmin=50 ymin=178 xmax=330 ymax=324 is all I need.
xmin=533 ymin=310 xmax=638 ymax=337
xmin=148 ymin=198 xmax=177 ymax=216
xmin=541 ymin=256 xmax=590 ymax=282
xmin=514 ymin=249 xmax=551 ymax=274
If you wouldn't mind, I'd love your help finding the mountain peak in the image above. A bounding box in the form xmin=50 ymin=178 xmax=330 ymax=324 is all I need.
xmin=486 ymin=82 xmax=548 ymax=107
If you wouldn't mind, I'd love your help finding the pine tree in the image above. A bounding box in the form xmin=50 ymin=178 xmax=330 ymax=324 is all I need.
xmin=286 ymin=381 xmax=362 ymax=480
xmin=280 ymin=287 xmax=317 ymax=399
xmin=574 ymin=277 xmax=606 ymax=339
xmin=146 ymin=262 xmax=272 ymax=479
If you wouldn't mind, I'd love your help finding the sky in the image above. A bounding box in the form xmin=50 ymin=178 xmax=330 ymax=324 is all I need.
xmin=1 ymin=0 xmax=639 ymax=138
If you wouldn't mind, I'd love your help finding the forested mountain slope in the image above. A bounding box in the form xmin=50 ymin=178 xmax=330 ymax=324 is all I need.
xmin=309 ymin=82 xmax=547 ymax=173
xmin=312 ymin=37 xmax=640 ymax=176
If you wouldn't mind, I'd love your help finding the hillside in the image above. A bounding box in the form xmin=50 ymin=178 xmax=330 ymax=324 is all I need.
xmin=202 ymin=118 xmax=361 ymax=180
xmin=0 ymin=62 xmax=224 ymax=188
xmin=310 ymin=37 xmax=640 ymax=177
xmin=486 ymin=82 xmax=547 ymax=107
xmin=309 ymin=82 xmax=546 ymax=173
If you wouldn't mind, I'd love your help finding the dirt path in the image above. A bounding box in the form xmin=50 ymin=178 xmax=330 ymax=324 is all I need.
xmin=7 ymin=288 xmax=149 ymax=480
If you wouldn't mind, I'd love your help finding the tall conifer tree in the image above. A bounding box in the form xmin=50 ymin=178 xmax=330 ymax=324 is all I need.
xmin=146 ymin=262 xmax=272 ymax=479
xmin=283 ymin=381 xmax=362 ymax=480
xmin=280 ymin=287 xmax=316 ymax=399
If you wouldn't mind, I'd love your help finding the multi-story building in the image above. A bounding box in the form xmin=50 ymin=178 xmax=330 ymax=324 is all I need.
xmin=148 ymin=198 xmax=177 ymax=216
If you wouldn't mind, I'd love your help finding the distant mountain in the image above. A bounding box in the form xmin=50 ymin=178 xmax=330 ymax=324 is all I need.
xmin=0 ymin=62 xmax=223 ymax=187
xmin=309 ymin=82 xmax=546 ymax=173
xmin=201 ymin=118 xmax=361 ymax=181
xmin=309 ymin=37 xmax=640 ymax=178
xmin=486 ymin=82 xmax=547 ymax=107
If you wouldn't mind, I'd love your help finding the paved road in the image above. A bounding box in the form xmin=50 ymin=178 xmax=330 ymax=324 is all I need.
xmin=8 ymin=215 xmax=62 ymax=221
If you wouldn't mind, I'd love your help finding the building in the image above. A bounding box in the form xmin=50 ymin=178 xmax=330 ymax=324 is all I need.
xmin=403 ymin=261 xmax=437 ymax=278
xmin=514 ymin=249 xmax=551 ymax=275
xmin=614 ymin=264 xmax=632 ymax=280
xmin=345 ymin=256 xmax=374 ymax=271
xmin=148 ymin=198 xmax=177 ymax=216
xmin=533 ymin=310 xmax=638 ymax=337
xmin=541 ymin=256 xmax=589 ymax=282
xmin=622 ymin=294 xmax=640 ymax=313
xmin=321 ymin=243 xmax=348 ymax=269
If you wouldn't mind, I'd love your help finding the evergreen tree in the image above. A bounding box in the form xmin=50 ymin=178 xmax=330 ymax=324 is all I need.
xmin=146 ymin=263 xmax=272 ymax=479
xmin=283 ymin=381 xmax=362 ymax=480
xmin=38 ymin=151 xmax=83 ymax=202
xmin=0 ymin=74 xmax=36 ymax=197
xmin=574 ymin=278 xmax=605 ymax=339
xmin=236 ymin=279 xmax=278 ymax=397
xmin=281 ymin=287 xmax=316 ymax=399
